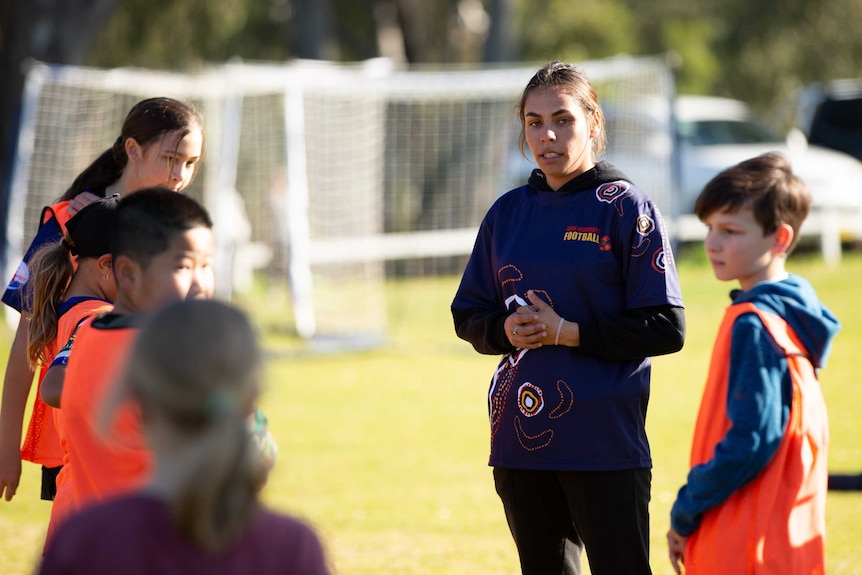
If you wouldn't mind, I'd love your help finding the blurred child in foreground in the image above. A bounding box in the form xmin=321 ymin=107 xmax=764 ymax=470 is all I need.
xmin=39 ymin=299 xmax=330 ymax=574
xmin=667 ymin=152 xmax=840 ymax=574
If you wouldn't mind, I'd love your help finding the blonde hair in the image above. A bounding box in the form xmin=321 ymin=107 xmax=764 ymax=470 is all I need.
xmin=27 ymin=194 xmax=119 ymax=368
xmin=118 ymin=299 xmax=265 ymax=551
xmin=25 ymin=237 xmax=76 ymax=368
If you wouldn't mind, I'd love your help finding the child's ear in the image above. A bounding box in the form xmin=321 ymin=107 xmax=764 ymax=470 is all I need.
xmin=97 ymin=254 xmax=113 ymax=277
xmin=773 ymin=223 xmax=794 ymax=254
xmin=113 ymin=255 xmax=139 ymax=293
xmin=124 ymin=137 xmax=143 ymax=163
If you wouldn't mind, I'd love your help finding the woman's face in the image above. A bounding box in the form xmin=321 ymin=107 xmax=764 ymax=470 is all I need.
xmin=131 ymin=128 xmax=204 ymax=192
xmin=523 ymin=87 xmax=596 ymax=190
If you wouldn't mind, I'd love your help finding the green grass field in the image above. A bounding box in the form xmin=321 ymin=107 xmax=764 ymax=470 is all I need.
xmin=2 ymin=249 xmax=861 ymax=574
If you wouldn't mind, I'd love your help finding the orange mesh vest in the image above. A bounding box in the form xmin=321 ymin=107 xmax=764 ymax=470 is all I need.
xmin=46 ymin=316 xmax=148 ymax=551
xmin=19 ymin=201 xmax=77 ymax=467
xmin=21 ymin=298 xmax=114 ymax=467
xmin=685 ymin=303 xmax=828 ymax=574
xmin=20 ymin=299 xmax=114 ymax=469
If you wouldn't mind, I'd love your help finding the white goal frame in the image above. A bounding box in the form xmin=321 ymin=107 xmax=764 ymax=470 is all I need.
xmin=5 ymin=55 xmax=677 ymax=345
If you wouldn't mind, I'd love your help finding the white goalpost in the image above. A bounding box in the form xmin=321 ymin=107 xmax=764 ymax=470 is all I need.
xmin=4 ymin=55 xmax=676 ymax=348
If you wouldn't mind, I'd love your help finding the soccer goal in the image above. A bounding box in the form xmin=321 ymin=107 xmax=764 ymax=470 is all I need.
xmin=4 ymin=55 xmax=676 ymax=348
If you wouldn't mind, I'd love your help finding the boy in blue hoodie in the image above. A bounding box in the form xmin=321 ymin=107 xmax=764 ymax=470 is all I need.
xmin=666 ymin=152 xmax=840 ymax=574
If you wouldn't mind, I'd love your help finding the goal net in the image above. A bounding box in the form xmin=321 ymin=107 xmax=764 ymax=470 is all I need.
xmin=4 ymin=55 xmax=675 ymax=348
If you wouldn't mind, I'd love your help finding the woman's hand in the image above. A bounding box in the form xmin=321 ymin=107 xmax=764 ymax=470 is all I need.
xmin=525 ymin=290 xmax=578 ymax=347
xmin=506 ymin=301 xmax=546 ymax=349
xmin=507 ymin=290 xmax=579 ymax=348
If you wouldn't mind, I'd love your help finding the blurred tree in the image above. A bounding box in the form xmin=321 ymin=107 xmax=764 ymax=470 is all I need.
xmin=712 ymin=0 xmax=862 ymax=114
xmin=392 ymin=0 xmax=460 ymax=63
xmin=331 ymin=0 xmax=380 ymax=60
xmin=87 ymin=0 xmax=494 ymax=68
xmin=510 ymin=0 xmax=862 ymax=115
xmin=0 ymin=0 xmax=122 ymax=263
xmin=615 ymin=0 xmax=722 ymax=96
xmin=516 ymin=0 xmax=638 ymax=64
xmin=658 ymin=17 xmax=721 ymax=96
xmin=484 ymin=0 xmax=518 ymax=62
xmin=5 ymin=0 xmax=862 ymax=252
xmin=88 ymin=0 xmax=294 ymax=68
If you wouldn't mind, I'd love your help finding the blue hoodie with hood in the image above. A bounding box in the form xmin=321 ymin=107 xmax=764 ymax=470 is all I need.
xmin=670 ymin=273 xmax=840 ymax=536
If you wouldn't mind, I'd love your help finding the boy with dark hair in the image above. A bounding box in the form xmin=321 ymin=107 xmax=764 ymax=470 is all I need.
xmin=667 ymin=152 xmax=840 ymax=574
xmin=44 ymin=187 xmax=215 ymax=549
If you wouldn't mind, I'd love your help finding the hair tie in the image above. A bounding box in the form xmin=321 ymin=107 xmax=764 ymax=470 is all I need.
xmin=61 ymin=238 xmax=78 ymax=256
xmin=203 ymin=390 xmax=235 ymax=418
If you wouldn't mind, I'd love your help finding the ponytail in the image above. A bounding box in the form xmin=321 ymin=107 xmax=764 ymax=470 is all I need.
xmin=172 ymin=404 xmax=263 ymax=551
xmin=58 ymin=145 xmax=125 ymax=201
xmin=116 ymin=299 xmax=265 ymax=551
xmin=25 ymin=240 xmax=75 ymax=368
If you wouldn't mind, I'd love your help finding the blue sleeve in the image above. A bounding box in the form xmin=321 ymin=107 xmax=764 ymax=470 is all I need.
xmin=2 ymin=212 xmax=64 ymax=313
xmin=670 ymin=313 xmax=791 ymax=536
xmin=49 ymin=337 xmax=73 ymax=368
xmin=451 ymin=211 xmax=517 ymax=355
xmin=623 ymin=199 xmax=684 ymax=310
xmin=452 ymin=214 xmax=498 ymax=313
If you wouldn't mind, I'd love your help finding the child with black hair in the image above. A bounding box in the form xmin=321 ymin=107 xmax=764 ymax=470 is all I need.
xmin=44 ymin=187 xmax=215 ymax=549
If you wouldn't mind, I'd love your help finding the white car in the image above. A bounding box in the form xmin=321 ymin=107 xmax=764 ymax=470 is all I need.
xmin=674 ymin=95 xmax=862 ymax=215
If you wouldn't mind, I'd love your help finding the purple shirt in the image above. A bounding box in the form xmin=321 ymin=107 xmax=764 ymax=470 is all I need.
xmin=39 ymin=494 xmax=330 ymax=575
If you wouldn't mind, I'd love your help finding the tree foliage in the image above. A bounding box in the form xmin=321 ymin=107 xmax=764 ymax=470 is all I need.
xmin=711 ymin=0 xmax=862 ymax=113
xmin=0 ymin=0 xmax=122 ymax=258
xmin=516 ymin=0 xmax=639 ymax=64
xmin=4 ymin=0 xmax=862 ymax=248
xmin=77 ymin=0 xmax=862 ymax=115
xmin=88 ymin=0 xmax=293 ymax=68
